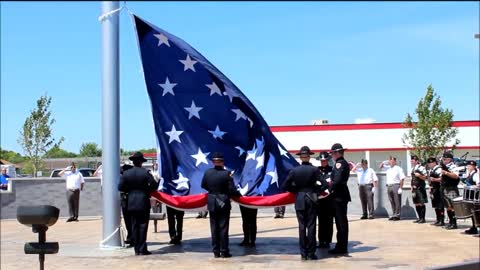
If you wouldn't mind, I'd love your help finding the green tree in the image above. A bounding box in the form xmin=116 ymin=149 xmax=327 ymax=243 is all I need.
xmin=45 ymin=146 xmax=78 ymax=158
xmin=0 ymin=148 xmax=27 ymax=164
xmin=17 ymin=94 xmax=64 ymax=177
xmin=402 ymin=85 xmax=460 ymax=162
xmin=79 ymin=142 xmax=102 ymax=157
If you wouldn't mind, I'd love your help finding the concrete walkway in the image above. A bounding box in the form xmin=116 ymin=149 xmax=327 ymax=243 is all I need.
xmin=1 ymin=214 xmax=479 ymax=270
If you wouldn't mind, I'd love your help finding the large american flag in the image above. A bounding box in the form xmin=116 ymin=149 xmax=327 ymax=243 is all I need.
xmin=133 ymin=15 xmax=298 ymax=210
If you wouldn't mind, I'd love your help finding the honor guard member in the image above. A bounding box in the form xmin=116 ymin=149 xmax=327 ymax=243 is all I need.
xmin=464 ymin=160 xmax=479 ymax=235
xmin=316 ymin=151 xmax=334 ymax=249
xmin=201 ymin=152 xmax=241 ymax=258
xmin=410 ymin=155 xmax=428 ymax=223
xmin=239 ymin=205 xmax=258 ymax=247
xmin=328 ymin=143 xmax=351 ymax=255
xmin=282 ymin=146 xmax=325 ymax=260
xmin=118 ymin=152 xmax=159 ymax=255
xmin=440 ymin=152 xmax=460 ymax=229
xmin=427 ymin=157 xmax=445 ymax=226
xmin=166 ymin=205 xmax=184 ymax=245
xmin=120 ymin=161 xmax=134 ymax=247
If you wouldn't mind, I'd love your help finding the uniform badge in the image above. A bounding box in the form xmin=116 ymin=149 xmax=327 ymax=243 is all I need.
xmin=336 ymin=163 xmax=342 ymax=169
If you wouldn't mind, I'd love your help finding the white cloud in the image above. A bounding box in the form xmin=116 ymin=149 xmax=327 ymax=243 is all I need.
xmin=355 ymin=118 xmax=376 ymax=124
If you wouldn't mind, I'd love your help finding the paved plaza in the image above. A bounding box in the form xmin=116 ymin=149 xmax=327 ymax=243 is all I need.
xmin=1 ymin=213 xmax=479 ymax=270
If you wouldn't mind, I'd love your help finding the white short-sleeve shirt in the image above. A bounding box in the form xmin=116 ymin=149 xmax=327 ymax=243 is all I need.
xmin=355 ymin=167 xmax=378 ymax=185
xmin=65 ymin=171 xmax=85 ymax=190
xmin=386 ymin=165 xmax=406 ymax=185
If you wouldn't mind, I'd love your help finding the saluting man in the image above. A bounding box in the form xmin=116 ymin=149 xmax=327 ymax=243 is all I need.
xmin=410 ymin=155 xmax=428 ymax=224
xmin=328 ymin=143 xmax=351 ymax=255
xmin=201 ymin=152 xmax=241 ymax=258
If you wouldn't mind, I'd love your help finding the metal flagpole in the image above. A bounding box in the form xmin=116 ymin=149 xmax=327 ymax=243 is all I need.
xmin=100 ymin=1 xmax=121 ymax=247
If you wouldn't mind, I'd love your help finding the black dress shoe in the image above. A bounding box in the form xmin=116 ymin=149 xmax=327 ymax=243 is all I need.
xmin=360 ymin=216 xmax=368 ymax=220
xmin=238 ymin=240 xmax=247 ymax=246
xmin=418 ymin=219 xmax=426 ymax=224
xmin=368 ymin=216 xmax=374 ymax=219
xmin=196 ymin=215 xmax=203 ymax=219
xmin=445 ymin=224 xmax=458 ymax=230
xmin=435 ymin=221 xmax=445 ymax=227
xmin=66 ymin=217 xmax=74 ymax=222
xmin=136 ymin=251 xmax=152 ymax=255
xmin=317 ymin=242 xmax=330 ymax=249
xmin=328 ymin=249 xmax=348 ymax=255
xmin=413 ymin=219 xmax=420 ymax=223
xmin=213 ymin=252 xmax=221 ymax=258
xmin=308 ymin=254 xmax=318 ymax=260
xmin=393 ymin=217 xmax=400 ymax=221
xmin=388 ymin=217 xmax=394 ymax=221
xmin=464 ymin=227 xmax=478 ymax=235
xmin=220 ymin=252 xmax=232 ymax=258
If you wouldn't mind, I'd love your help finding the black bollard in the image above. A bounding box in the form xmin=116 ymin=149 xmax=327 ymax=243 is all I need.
xmin=17 ymin=205 xmax=60 ymax=270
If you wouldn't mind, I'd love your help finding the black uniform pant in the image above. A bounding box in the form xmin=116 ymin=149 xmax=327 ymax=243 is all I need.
xmin=274 ymin=206 xmax=285 ymax=216
xmin=333 ymin=199 xmax=349 ymax=251
xmin=240 ymin=206 xmax=258 ymax=244
xmin=130 ymin=210 xmax=150 ymax=254
xmin=295 ymin=198 xmax=317 ymax=257
xmin=166 ymin=206 xmax=184 ymax=241
xmin=66 ymin=189 xmax=80 ymax=219
xmin=121 ymin=204 xmax=132 ymax=243
xmin=317 ymin=196 xmax=333 ymax=244
xmin=209 ymin=210 xmax=231 ymax=254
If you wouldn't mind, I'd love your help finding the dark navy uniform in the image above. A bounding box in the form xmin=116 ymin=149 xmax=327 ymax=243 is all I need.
xmin=428 ymin=161 xmax=445 ymax=226
xmin=239 ymin=205 xmax=258 ymax=247
xmin=329 ymin=151 xmax=351 ymax=254
xmin=317 ymin=164 xmax=333 ymax=248
xmin=166 ymin=206 xmax=184 ymax=244
xmin=118 ymin=152 xmax=159 ymax=255
xmin=282 ymin=147 xmax=321 ymax=260
xmin=201 ymin=164 xmax=240 ymax=257
xmin=120 ymin=163 xmax=134 ymax=246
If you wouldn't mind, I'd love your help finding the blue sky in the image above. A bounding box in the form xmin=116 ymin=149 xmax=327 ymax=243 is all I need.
xmin=1 ymin=1 xmax=479 ymax=154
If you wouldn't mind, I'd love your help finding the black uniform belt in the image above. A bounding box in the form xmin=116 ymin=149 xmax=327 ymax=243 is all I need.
xmin=297 ymin=189 xmax=316 ymax=193
xmin=359 ymin=183 xmax=373 ymax=186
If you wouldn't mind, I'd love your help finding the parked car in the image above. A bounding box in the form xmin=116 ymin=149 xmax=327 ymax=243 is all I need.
xmin=50 ymin=168 xmax=96 ymax=178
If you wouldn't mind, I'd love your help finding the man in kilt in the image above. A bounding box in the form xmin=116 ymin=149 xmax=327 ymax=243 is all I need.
xmin=410 ymin=155 xmax=428 ymax=223
xmin=440 ymin=152 xmax=460 ymax=230
xmin=427 ymin=157 xmax=445 ymax=226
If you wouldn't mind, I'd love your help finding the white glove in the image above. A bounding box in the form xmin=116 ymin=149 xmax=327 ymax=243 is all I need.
xmin=397 ymin=188 xmax=403 ymax=195
xmin=371 ymin=187 xmax=375 ymax=193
